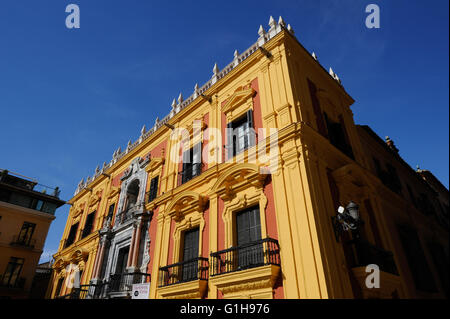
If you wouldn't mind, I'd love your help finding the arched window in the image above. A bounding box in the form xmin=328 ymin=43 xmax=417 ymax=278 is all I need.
xmin=125 ymin=180 xmax=140 ymax=210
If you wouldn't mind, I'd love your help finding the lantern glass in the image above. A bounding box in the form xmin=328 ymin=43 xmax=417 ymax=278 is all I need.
xmin=346 ymin=201 xmax=359 ymax=221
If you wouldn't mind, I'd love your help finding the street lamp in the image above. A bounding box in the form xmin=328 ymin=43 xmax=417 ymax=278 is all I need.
xmin=331 ymin=201 xmax=362 ymax=242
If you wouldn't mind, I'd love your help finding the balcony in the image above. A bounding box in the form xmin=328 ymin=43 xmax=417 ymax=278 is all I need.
xmin=347 ymin=239 xmax=401 ymax=298
xmin=0 ymin=276 xmax=26 ymax=290
xmin=56 ymin=285 xmax=90 ymax=299
xmin=157 ymin=257 xmax=209 ymax=299
xmin=347 ymin=239 xmax=398 ymax=275
xmin=108 ymin=272 xmax=150 ymax=295
xmin=209 ymin=238 xmax=281 ymax=298
xmin=10 ymin=235 xmax=36 ymax=249
xmin=158 ymin=257 xmax=209 ymax=287
xmin=210 ymin=238 xmax=280 ymax=276
xmin=177 ymin=163 xmax=203 ymax=186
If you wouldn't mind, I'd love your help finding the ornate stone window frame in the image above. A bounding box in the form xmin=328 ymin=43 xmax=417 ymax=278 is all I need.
xmin=222 ymin=85 xmax=256 ymax=123
xmin=210 ymin=163 xmax=268 ymax=249
xmin=222 ymin=188 xmax=268 ymax=249
xmin=164 ymin=191 xmax=208 ymax=263
xmin=145 ymin=157 xmax=165 ymax=210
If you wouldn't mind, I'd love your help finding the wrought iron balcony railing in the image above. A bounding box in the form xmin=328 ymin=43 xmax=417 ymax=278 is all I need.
xmin=348 ymin=239 xmax=398 ymax=275
xmin=177 ymin=163 xmax=203 ymax=186
xmin=56 ymin=285 xmax=90 ymax=299
xmin=158 ymin=257 xmax=209 ymax=287
xmin=10 ymin=235 xmax=36 ymax=249
xmin=0 ymin=276 xmax=25 ymax=289
xmin=210 ymin=238 xmax=280 ymax=276
xmin=108 ymin=272 xmax=150 ymax=293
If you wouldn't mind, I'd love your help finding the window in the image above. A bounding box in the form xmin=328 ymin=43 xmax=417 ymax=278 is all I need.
xmin=114 ymin=246 xmax=129 ymax=275
xmin=226 ymin=110 xmax=255 ymax=160
xmin=427 ymin=242 xmax=449 ymax=296
xmin=181 ymin=228 xmax=200 ymax=282
xmin=148 ymin=176 xmax=159 ymax=202
xmin=385 ymin=164 xmax=402 ymax=194
xmin=65 ymin=222 xmax=79 ymax=248
xmin=235 ymin=206 xmax=263 ymax=269
xmin=407 ymin=185 xmax=417 ymax=207
xmin=81 ymin=211 xmax=96 ymax=239
xmin=0 ymin=189 xmax=11 ymax=202
xmin=397 ymin=225 xmax=437 ymax=292
xmin=125 ymin=180 xmax=140 ymax=210
xmin=323 ymin=112 xmax=354 ymax=159
xmin=54 ymin=277 xmax=65 ymax=297
xmin=107 ymin=203 xmax=115 ymax=219
xmin=2 ymin=257 xmax=24 ymax=288
xmin=41 ymin=202 xmax=57 ymax=215
xmin=307 ymin=79 xmax=328 ymax=137
xmin=16 ymin=222 xmax=36 ymax=246
xmin=181 ymin=144 xmax=202 ymax=184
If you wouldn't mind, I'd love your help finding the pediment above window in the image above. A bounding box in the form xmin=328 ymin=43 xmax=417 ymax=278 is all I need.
xmin=72 ymin=202 xmax=85 ymax=218
xmin=145 ymin=157 xmax=165 ymax=172
xmin=88 ymin=190 xmax=102 ymax=208
xmin=165 ymin=191 xmax=208 ymax=222
xmin=121 ymin=156 xmax=150 ymax=181
xmin=108 ymin=186 xmax=120 ymax=199
xmin=211 ymin=163 xmax=267 ymax=200
xmin=222 ymin=85 xmax=256 ymax=120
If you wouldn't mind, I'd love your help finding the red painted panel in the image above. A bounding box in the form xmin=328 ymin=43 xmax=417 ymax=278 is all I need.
xmin=167 ymin=219 xmax=176 ymax=265
xmin=146 ymin=208 xmax=159 ymax=275
xmin=263 ymin=176 xmax=278 ymax=240
xmin=217 ymin=197 xmax=225 ymax=251
xmin=202 ymin=206 xmax=209 ymax=257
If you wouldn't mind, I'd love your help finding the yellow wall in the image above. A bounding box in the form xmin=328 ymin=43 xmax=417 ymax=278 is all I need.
xmin=50 ymin=27 xmax=449 ymax=299
xmin=0 ymin=201 xmax=55 ymax=298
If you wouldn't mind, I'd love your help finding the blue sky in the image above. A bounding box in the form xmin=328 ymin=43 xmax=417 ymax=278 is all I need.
xmin=0 ymin=0 xmax=448 ymax=263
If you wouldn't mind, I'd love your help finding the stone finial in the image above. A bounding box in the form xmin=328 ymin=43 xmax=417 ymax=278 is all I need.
xmin=233 ymin=50 xmax=239 ymax=67
xmin=278 ymin=16 xmax=286 ymax=27
xmin=312 ymin=52 xmax=317 ymax=60
xmin=287 ymin=24 xmax=294 ymax=34
xmin=155 ymin=117 xmax=160 ymax=125
xmin=102 ymin=162 xmax=107 ymax=170
xmin=141 ymin=124 xmax=146 ymax=136
xmin=127 ymin=140 xmax=132 ymax=149
xmin=171 ymin=98 xmax=177 ymax=109
xmin=385 ymin=136 xmax=399 ymax=153
xmin=329 ymin=67 xmax=335 ymax=77
xmin=193 ymin=83 xmax=199 ymax=99
xmin=213 ymin=63 xmax=219 ymax=75
xmin=258 ymin=25 xmax=266 ymax=37
xmin=268 ymin=16 xmax=276 ymax=30
xmin=95 ymin=165 xmax=100 ymax=174
xmin=178 ymin=92 xmax=183 ymax=104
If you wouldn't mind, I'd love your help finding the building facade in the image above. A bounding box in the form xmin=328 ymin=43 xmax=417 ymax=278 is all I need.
xmin=0 ymin=169 xmax=65 ymax=299
xmin=49 ymin=17 xmax=449 ymax=299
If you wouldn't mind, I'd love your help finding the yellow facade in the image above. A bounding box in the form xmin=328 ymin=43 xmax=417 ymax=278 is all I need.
xmin=0 ymin=170 xmax=64 ymax=299
xmin=50 ymin=17 xmax=449 ymax=299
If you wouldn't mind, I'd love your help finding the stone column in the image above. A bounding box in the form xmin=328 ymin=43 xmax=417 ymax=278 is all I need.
xmin=92 ymin=240 xmax=106 ymax=279
xmin=127 ymin=225 xmax=137 ymax=270
xmin=208 ymin=194 xmax=218 ymax=299
xmin=131 ymin=219 xmax=143 ymax=269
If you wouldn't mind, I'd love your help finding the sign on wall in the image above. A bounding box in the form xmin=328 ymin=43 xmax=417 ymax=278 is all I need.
xmin=132 ymin=283 xmax=150 ymax=299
